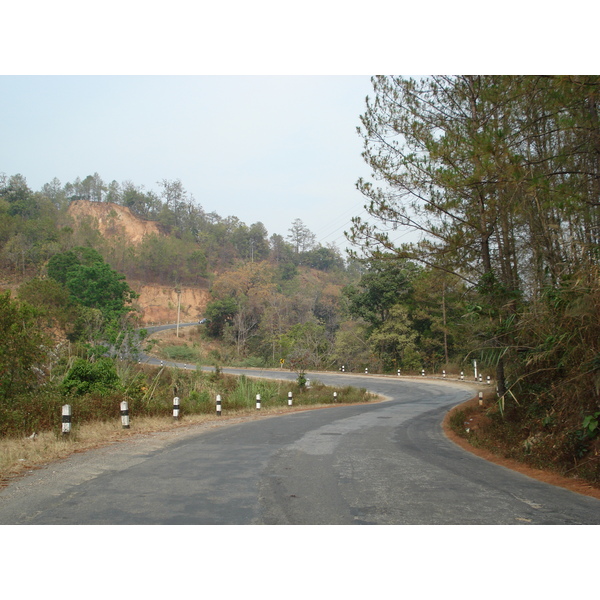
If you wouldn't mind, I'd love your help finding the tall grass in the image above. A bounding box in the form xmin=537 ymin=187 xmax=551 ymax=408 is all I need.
xmin=0 ymin=363 xmax=375 ymax=439
xmin=227 ymin=375 xmax=278 ymax=409
xmin=161 ymin=345 xmax=200 ymax=362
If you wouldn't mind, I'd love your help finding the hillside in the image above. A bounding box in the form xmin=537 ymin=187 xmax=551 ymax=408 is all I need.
xmin=68 ymin=200 xmax=164 ymax=244
xmin=67 ymin=200 xmax=208 ymax=324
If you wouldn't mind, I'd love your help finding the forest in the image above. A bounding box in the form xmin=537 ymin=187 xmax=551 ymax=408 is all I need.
xmin=1 ymin=75 xmax=600 ymax=484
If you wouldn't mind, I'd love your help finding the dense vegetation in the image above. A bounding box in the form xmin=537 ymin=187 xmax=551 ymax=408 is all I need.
xmin=1 ymin=75 xmax=600 ymax=485
xmin=350 ymin=75 xmax=600 ymax=482
xmin=0 ymin=168 xmax=453 ymax=375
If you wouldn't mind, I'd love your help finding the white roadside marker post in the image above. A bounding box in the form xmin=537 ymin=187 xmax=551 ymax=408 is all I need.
xmin=288 ymin=391 xmax=293 ymax=406
xmin=216 ymin=394 xmax=222 ymax=416
xmin=173 ymin=396 xmax=180 ymax=421
xmin=120 ymin=401 xmax=130 ymax=429
xmin=256 ymin=394 xmax=261 ymax=410
xmin=61 ymin=404 xmax=72 ymax=436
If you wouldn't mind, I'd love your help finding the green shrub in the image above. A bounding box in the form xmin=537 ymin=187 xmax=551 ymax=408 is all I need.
xmin=62 ymin=357 xmax=122 ymax=396
xmin=163 ymin=345 xmax=199 ymax=362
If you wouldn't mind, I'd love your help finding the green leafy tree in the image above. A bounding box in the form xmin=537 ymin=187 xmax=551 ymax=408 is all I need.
xmin=46 ymin=247 xmax=138 ymax=351
xmin=331 ymin=320 xmax=373 ymax=372
xmin=343 ymin=258 xmax=417 ymax=331
xmin=368 ymin=304 xmax=419 ymax=371
xmin=66 ymin=261 xmax=136 ymax=317
xmin=47 ymin=249 xmax=82 ymax=285
xmin=204 ymin=297 xmax=238 ymax=338
xmin=303 ymin=244 xmax=345 ymax=272
xmin=47 ymin=247 xmax=137 ymax=319
xmin=281 ymin=319 xmax=331 ymax=370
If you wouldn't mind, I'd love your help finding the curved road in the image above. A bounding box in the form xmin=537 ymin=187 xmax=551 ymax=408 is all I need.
xmin=1 ymin=322 xmax=599 ymax=524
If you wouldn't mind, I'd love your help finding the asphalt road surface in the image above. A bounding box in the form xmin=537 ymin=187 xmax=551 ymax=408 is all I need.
xmin=2 ymin=355 xmax=600 ymax=524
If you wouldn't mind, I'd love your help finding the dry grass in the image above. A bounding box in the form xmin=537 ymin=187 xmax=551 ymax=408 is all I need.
xmin=0 ymin=413 xmax=215 ymax=483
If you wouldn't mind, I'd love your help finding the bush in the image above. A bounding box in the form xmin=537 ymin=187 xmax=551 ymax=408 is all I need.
xmin=62 ymin=357 xmax=122 ymax=396
xmin=0 ymin=388 xmax=63 ymax=436
xmin=163 ymin=345 xmax=199 ymax=362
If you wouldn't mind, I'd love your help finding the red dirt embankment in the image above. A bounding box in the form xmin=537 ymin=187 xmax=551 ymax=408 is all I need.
xmin=68 ymin=200 xmax=163 ymax=243
xmin=131 ymin=284 xmax=210 ymax=325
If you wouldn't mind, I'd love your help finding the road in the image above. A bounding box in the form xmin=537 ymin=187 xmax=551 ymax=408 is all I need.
xmin=2 ymin=375 xmax=600 ymax=523
xmin=1 ymin=321 xmax=600 ymax=524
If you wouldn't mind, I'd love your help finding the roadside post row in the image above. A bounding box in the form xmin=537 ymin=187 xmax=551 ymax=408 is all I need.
xmin=59 ymin=364 xmax=491 ymax=434
xmin=58 ymin=389 xmax=317 ymax=433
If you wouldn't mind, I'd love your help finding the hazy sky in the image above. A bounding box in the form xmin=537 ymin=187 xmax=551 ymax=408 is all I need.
xmin=0 ymin=75 xmax=378 ymax=252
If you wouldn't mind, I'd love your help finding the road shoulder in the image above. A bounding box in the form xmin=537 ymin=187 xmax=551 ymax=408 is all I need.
xmin=443 ymin=397 xmax=600 ymax=501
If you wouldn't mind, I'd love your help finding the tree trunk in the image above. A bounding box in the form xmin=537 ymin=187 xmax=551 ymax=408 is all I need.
xmin=442 ymin=282 xmax=449 ymax=367
xmin=496 ymin=356 xmax=506 ymax=399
